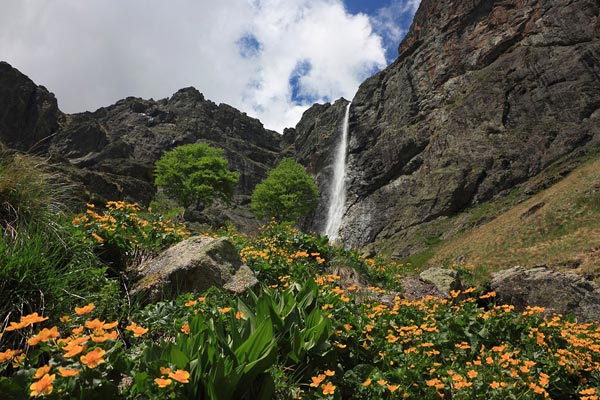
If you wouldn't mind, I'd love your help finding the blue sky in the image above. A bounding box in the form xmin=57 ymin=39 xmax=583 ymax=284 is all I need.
xmin=0 ymin=0 xmax=420 ymax=132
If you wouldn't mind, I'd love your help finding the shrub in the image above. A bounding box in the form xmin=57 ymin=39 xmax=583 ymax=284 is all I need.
xmin=72 ymin=201 xmax=190 ymax=271
xmin=250 ymin=158 xmax=319 ymax=223
xmin=154 ymin=143 xmax=239 ymax=209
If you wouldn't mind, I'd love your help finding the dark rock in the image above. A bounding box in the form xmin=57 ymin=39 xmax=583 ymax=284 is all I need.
xmin=0 ymin=61 xmax=62 ymax=153
xmin=490 ymin=265 xmax=600 ymax=322
xmin=519 ymin=202 xmax=545 ymax=220
xmin=131 ymin=236 xmax=256 ymax=303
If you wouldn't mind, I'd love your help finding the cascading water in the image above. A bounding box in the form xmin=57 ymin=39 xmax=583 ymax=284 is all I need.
xmin=324 ymin=102 xmax=351 ymax=241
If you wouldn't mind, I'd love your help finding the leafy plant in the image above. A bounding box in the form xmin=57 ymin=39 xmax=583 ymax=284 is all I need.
xmin=154 ymin=143 xmax=239 ymax=209
xmin=250 ymin=158 xmax=319 ymax=223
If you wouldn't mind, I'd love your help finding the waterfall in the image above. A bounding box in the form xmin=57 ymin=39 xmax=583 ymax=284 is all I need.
xmin=324 ymin=102 xmax=351 ymax=241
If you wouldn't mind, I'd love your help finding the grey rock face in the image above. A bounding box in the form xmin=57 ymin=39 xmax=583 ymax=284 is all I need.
xmin=0 ymin=61 xmax=62 ymax=153
xmin=490 ymin=266 xmax=600 ymax=322
xmin=331 ymin=0 xmax=600 ymax=251
xmin=419 ymin=267 xmax=462 ymax=296
xmin=131 ymin=236 xmax=257 ymax=303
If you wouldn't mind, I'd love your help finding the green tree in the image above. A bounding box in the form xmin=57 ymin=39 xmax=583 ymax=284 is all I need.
xmin=251 ymin=158 xmax=319 ymax=223
xmin=154 ymin=143 xmax=239 ymax=209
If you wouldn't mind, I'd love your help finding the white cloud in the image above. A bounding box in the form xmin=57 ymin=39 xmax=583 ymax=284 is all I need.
xmin=0 ymin=0 xmax=396 ymax=132
xmin=370 ymin=0 xmax=421 ymax=55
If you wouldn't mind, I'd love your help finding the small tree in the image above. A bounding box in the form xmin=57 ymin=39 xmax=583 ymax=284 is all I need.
xmin=154 ymin=143 xmax=239 ymax=209
xmin=251 ymin=158 xmax=319 ymax=223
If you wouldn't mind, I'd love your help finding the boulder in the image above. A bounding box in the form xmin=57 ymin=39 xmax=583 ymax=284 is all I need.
xmin=490 ymin=266 xmax=600 ymax=322
xmin=131 ymin=236 xmax=257 ymax=303
xmin=419 ymin=267 xmax=462 ymax=296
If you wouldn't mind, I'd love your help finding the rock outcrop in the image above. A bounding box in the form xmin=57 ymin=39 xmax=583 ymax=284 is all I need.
xmin=316 ymin=0 xmax=600 ymax=252
xmin=490 ymin=266 xmax=600 ymax=322
xmin=0 ymin=61 xmax=62 ymax=153
xmin=131 ymin=236 xmax=257 ymax=303
xmin=49 ymin=87 xmax=284 ymax=205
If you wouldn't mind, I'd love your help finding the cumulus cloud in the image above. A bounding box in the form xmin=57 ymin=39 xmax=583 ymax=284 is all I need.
xmin=369 ymin=0 xmax=421 ymax=61
xmin=0 ymin=0 xmax=416 ymax=132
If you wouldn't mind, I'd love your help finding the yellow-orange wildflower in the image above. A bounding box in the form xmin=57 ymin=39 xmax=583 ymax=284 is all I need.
xmin=58 ymin=367 xmax=80 ymax=377
xmin=155 ymin=378 xmax=172 ymax=388
xmin=27 ymin=326 xmax=60 ymax=346
xmin=126 ymin=322 xmax=148 ymax=337
xmin=169 ymin=369 xmax=190 ymax=383
xmin=322 ymin=382 xmax=336 ymax=395
xmin=181 ymin=323 xmax=190 ymax=334
xmin=34 ymin=365 xmax=51 ymax=379
xmin=29 ymin=373 xmax=55 ymax=397
xmin=75 ymin=303 xmax=95 ymax=315
xmin=80 ymin=348 xmax=106 ymax=368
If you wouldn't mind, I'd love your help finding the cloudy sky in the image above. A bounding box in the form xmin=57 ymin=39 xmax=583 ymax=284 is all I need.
xmin=1 ymin=0 xmax=420 ymax=132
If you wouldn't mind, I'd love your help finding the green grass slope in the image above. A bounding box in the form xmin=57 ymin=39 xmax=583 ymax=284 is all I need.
xmin=425 ymin=156 xmax=600 ymax=285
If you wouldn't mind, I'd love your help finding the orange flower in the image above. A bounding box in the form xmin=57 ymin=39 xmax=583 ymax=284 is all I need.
xmin=362 ymin=378 xmax=372 ymax=387
xmin=160 ymin=367 xmax=172 ymax=375
xmin=218 ymin=307 xmax=232 ymax=314
xmin=22 ymin=312 xmax=49 ymax=325
xmin=85 ymin=319 xmax=106 ymax=330
xmin=63 ymin=344 xmax=85 ymax=358
xmin=387 ymin=384 xmax=400 ymax=392
xmin=27 ymin=326 xmax=60 ymax=346
xmin=322 ymin=382 xmax=336 ymax=395
xmin=185 ymin=300 xmax=197 ymax=307
xmin=34 ymin=365 xmax=51 ymax=379
xmin=0 ymin=349 xmax=20 ymax=363
xmin=310 ymin=374 xmax=326 ymax=387
xmin=169 ymin=369 xmax=190 ymax=383
xmin=181 ymin=323 xmax=190 ymax=334
xmin=58 ymin=367 xmax=80 ymax=377
xmin=467 ymin=370 xmax=478 ymax=379
xmin=126 ymin=322 xmax=148 ymax=337
xmin=324 ymin=370 xmax=335 ymax=377
xmin=72 ymin=325 xmax=85 ymax=335
xmin=235 ymin=311 xmax=244 ymax=319
xmin=377 ymin=379 xmax=387 ymax=386
xmin=30 ymin=374 xmax=55 ymax=397
xmin=490 ymin=381 xmax=501 ymax=389
xmin=75 ymin=303 xmax=95 ymax=315
xmin=102 ymin=321 xmax=118 ymax=330
xmin=92 ymin=233 xmax=104 ymax=243
xmin=59 ymin=315 xmax=71 ymax=323
xmin=155 ymin=378 xmax=172 ymax=388
xmin=80 ymin=348 xmax=106 ymax=368
xmin=5 ymin=321 xmax=28 ymax=331
xmin=91 ymin=330 xmax=118 ymax=343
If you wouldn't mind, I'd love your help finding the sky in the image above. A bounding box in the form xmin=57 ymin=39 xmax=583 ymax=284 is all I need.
xmin=0 ymin=0 xmax=420 ymax=133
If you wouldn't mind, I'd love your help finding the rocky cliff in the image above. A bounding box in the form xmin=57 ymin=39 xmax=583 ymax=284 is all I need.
xmin=322 ymin=0 xmax=600 ymax=253
xmin=0 ymin=61 xmax=283 ymax=227
xmin=2 ymin=0 xmax=600 ymax=252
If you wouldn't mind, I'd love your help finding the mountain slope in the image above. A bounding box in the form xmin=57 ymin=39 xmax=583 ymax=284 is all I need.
xmin=425 ymin=152 xmax=600 ymax=284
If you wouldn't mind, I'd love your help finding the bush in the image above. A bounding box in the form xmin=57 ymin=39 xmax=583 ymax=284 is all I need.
xmin=154 ymin=143 xmax=239 ymax=209
xmin=72 ymin=201 xmax=190 ymax=271
xmin=250 ymin=158 xmax=319 ymax=223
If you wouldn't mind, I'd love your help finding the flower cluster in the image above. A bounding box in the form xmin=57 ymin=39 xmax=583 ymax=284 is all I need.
xmin=72 ymin=201 xmax=189 ymax=254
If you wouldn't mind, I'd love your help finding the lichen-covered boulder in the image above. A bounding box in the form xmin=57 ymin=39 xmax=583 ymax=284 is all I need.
xmin=419 ymin=267 xmax=462 ymax=296
xmin=131 ymin=236 xmax=257 ymax=303
xmin=490 ymin=266 xmax=600 ymax=322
